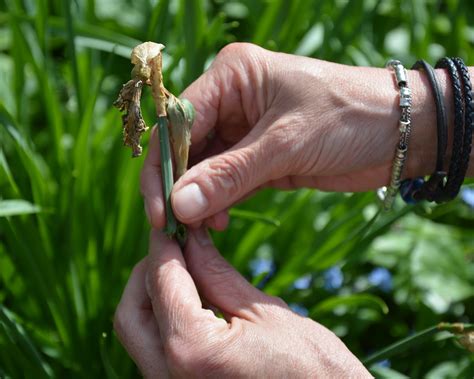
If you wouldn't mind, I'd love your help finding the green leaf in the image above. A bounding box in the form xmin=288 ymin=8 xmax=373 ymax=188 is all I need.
xmin=0 ymin=305 xmax=52 ymax=377
xmin=310 ymin=294 xmax=389 ymax=318
xmin=369 ymin=366 xmax=410 ymax=379
xmin=0 ymin=200 xmax=41 ymax=217
xmin=229 ymin=208 xmax=281 ymax=227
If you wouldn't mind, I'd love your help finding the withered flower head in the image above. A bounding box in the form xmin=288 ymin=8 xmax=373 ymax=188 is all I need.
xmin=131 ymin=42 xmax=165 ymax=82
xmin=114 ymin=42 xmax=165 ymax=157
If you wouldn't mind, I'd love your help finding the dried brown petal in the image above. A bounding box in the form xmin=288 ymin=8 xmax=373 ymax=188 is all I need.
xmin=114 ymin=78 xmax=148 ymax=157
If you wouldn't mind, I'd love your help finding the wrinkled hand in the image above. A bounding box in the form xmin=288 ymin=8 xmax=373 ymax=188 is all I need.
xmin=114 ymin=228 xmax=371 ymax=378
xmin=142 ymin=42 xmax=438 ymax=229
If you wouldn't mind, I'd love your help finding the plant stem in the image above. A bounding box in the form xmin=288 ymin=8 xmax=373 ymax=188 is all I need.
xmin=157 ymin=116 xmax=177 ymax=236
xmin=148 ymin=52 xmax=178 ymax=236
xmin=363 ymin=322 xmax=474 ymax=366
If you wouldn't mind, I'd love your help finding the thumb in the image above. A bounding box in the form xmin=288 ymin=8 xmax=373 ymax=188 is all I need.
xmin=184 ymin=227 xmax=271 ymax=320
xmin=171 ymin=130 xmax=276 ymax=223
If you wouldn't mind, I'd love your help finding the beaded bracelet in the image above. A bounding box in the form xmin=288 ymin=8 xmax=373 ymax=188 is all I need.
xmin=377 ymin=59 xmax=413 ymax=211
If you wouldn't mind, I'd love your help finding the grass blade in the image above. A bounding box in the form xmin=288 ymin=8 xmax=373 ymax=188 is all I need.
xmin=0 ymin=200 xmax=41 ymax=217
xmin=158 ymin=116 xmax=177 ymax=235
xmin=363 ymin=323 xmax=474 ymax=366
xmin=0 ymin=305 xmax=52 ymax=377
xmin=229 ymin=208 xmax=281 ymax=227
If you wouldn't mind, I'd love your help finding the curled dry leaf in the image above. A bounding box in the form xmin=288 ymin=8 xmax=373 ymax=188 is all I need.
xmin=114 ymin=79 xmax=148 ymax=157
xmin=114 ymin=42 xmax=165 ymax=157
xmin=167 ymin=94 xmax=195 ymax=178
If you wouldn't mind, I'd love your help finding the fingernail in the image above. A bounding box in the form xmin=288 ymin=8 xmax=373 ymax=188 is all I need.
xmin=173 ymin=183 xmax=209 ymax=220
xmin=192 ymin=227 xmax=212 ymax=247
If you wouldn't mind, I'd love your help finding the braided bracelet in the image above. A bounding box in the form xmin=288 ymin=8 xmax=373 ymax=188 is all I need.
xmin=400 ymin=60 xmax=448 ymax=203
xmin=377 ymin=59 xmax=413 ymax=211
xmin=435 ymin=57 xmax=466 ymax=201
xmin=451 ymin=57 xmax=474 ymax=195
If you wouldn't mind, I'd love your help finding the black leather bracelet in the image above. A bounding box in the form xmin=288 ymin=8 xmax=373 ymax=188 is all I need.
xmin=451 ymin=57 xmax=474 ymax=196
xmin=434 ymin=57 xmax=465 ymax=201
xmin=410 ymin=60 xmax=448 ymax=202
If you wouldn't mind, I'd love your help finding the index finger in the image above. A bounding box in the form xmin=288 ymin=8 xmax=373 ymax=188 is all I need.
xmin=146 ymin=229 xmax=207 ymax=341
xmin=114 ymin=258 xmax=168 ymax=376
xmin=180 ymin=67 xmax=220 ymax=147
xmin=141 ymin=126 xmax=166 ymax=229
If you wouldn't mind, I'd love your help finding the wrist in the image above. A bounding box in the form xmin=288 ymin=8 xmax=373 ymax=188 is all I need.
xmin=352 ymin=64 xmax=459 ymax=184
xmin=387 ymin=65 xmax=474 ymax=181
xmin=404 ymin=68 xmax=440 ymax=179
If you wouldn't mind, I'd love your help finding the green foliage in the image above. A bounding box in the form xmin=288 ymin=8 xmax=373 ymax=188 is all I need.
xmin=0 ymin=0 xmax=473 ymax=377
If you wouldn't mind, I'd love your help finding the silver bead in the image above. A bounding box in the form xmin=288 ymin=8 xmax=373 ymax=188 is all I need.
xmin=399 ymin=87 xmax=412 ymax=107
xmin=377 ymin=187 xmax=387 ymax=202
xmin=379 ymin=59 xmax=413 ymax=212
xmin=386 ymin=59 xmax=401 ymax=69
xmin=399 ymin=120 xmax=410 ymax=133
xmin=394 ymin=65 xmax=408 ymax=86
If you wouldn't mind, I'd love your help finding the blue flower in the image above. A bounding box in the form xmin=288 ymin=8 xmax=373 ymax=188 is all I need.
xmin=460 ymin=187 xmax=474 ymax=208
xmin=293 ymin=274 xmax=312 ymax=290
xmin=249 ymin=257 xmax=274 ymax=277
xmin=368 ymin=267 xmax=392 ymax=292
xmin=323 ymin=266 xmax=344 ymax=291
xmin=289 ymin=303 xmax=309 ymax=317
xmin=375 ymin=359 xmax=391 ymax=368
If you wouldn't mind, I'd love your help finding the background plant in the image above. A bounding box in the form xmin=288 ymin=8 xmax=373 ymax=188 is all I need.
xmin=0 ymin=0 xmax=473 ymax=377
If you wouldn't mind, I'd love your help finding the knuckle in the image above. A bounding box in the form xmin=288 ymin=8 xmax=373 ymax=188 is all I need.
xmin=215 ymin=42 xmax=258 ymax=62
xmin=250 ymin=295 xmax=289 ymax=320
xmin=206 ymin=151 xmax=250 ymax=197
xmin=113 ymin=306 xmax=127 ymax=338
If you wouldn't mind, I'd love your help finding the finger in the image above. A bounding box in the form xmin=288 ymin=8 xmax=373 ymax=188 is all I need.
xmin=180 ymin=68 xmax=221 ymax=146
xmin=171 ymin=122 xmax=281 ymax=223
xmin=184 ymin=227 xmax=271 ymax=321
xmin=188 ymin=135 xmax=228 ymax=165
xmin=181 ymin=44 xmax=266 ymax=156
xmin=114 ymin=258 xmax=168 ymax=376
xmin=204 ymin=210 xmax=230 ymax=231
xmin=141 ymin=126 xmax=166 ymax=229
xmin=146 ymin=230 xmax=220 ymax=342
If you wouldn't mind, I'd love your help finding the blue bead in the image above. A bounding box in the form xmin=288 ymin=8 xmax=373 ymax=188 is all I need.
xmin=400 ymin=177 xmax=424 ymax=204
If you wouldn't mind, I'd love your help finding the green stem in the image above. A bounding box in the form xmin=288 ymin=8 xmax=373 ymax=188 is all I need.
xmin=363 ymin=322 xmax=474 ymax=366
xmin=157 ymin=116 xmax=177 ymax=236
xmin=63 ymin=0 xmax=83 ymax=115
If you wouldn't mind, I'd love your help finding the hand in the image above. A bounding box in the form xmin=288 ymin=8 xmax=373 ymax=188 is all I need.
xmin=142 ymin=43 xmax=442 ymax=228
xmin=114 ymin=228 xmax=372 ymax=378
